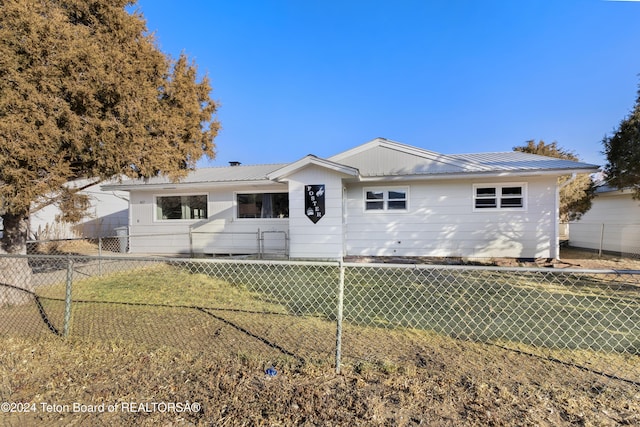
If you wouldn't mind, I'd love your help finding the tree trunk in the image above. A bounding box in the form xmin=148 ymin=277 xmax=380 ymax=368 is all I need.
xmin=0 ymin=211 xmax=34 ymax=305
xmin=1 ymin=211 xmax=29 ymax=254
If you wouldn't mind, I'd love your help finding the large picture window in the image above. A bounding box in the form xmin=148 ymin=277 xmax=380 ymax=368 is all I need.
xmin=473 ymin=184 xmax=526 ymax=210
xmin=364 ymin=188 xmax=408 ymax=211
xmin=237 ymin=193 xmax=289 ymax=218
xmin=156 ymin=195 xmax=208 ymax=220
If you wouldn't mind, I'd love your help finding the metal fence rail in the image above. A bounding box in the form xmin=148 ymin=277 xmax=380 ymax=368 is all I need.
xmin=1 ymin=254 xmax=639 ymax=387
xmin=26 ymin=231 xmax=290 ymax=258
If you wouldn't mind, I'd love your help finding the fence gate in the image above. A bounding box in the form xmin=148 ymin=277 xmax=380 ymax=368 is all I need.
xmin=259 ymin=230 xmax=288 ymax=258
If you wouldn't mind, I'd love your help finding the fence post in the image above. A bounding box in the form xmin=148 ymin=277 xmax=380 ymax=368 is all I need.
xmin=335 ymin=259 xmax=345 ymax=374
xmin=285 ymin=231 xmax=289 ymax=259
xmin=599 ymin=223 xmax=605 ymax=258
xmin=63 ymin=256 xmax=73 ymax=337
xmin=98 ymin=237 xmax=103 ymax=276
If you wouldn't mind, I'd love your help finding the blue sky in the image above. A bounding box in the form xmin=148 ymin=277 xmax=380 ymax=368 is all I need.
xmin=133 ymin=0 xmax=640 ymax=168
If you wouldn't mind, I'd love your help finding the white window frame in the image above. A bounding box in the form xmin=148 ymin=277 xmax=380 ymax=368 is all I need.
xmin=154 ymin=193 xmax=209 ymax=221
xmin=235 ymin=191 xmax=289 ymax=220
xmin=472 ymin=183 xmax=527 ymax=211
xmin=363 ymin=187 xmax=409 ymax=212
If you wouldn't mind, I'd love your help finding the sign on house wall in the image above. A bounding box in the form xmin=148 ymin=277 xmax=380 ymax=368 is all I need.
xmin=305 ymin=185 xmax=325 ymax=224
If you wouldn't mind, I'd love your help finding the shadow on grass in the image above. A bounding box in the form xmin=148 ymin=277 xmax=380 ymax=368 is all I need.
xmin=3 ymin=291 xmax=317 ymax=367
xmin=1 ymin=282 xmax=62 ymax=336
xmin=196 ymin=307 xmax=306 ymax=365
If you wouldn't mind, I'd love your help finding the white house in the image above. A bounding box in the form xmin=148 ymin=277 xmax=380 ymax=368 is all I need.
xmin=568 ymin=186 xmax=640 ymax=256
xmin=102 ymin=138 xmax=599 ymax=260
xmin=30 ymin=177 xmax=129 ymax=240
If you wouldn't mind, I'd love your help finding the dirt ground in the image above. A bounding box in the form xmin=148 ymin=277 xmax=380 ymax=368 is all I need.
xmin=558 ymin=247 xmax=640 ymax=270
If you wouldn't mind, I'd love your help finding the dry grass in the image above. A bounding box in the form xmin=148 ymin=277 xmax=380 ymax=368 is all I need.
xmin=27 ymin=239 xmax=101 ymax=256
xmin=2 ymin=331 xmax=639 ymax=426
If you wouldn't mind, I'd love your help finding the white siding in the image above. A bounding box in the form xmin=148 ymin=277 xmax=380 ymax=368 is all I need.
xmin=128 ymin=183 xmax=288 ymax=255
xmin=286 ymin=165 xmax=346 ymax=260
xmin=128 ymin=190 xmax=192 ymax=254
xmin=345 ymin=176 xmax=557 ymax=259
xmin=569 ymin=192 xmax=640 ymax=255
xmin=192 ymin=185 xmax=289 ymax=255
xmin=126 ymin=173 xmax=562 ymax=259
xmin=30 ymin=180 xmax=128 ymax=239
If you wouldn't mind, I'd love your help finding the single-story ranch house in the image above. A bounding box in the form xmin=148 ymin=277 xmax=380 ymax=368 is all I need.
xmin=102 ymin=138 xmax=599 ymax=260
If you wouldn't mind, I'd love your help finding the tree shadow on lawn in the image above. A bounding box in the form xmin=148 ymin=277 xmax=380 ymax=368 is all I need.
xmin=66 ymin=300 xmax=337 ymax=367
xmin=2 ymin=296 xmax=338 ymax=372
xmin=3 ymin=290 xmax=640 ymax=389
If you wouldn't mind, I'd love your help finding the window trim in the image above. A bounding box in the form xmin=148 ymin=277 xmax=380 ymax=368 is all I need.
xmin=154 ymin=193 xmax=209 ymax=222
xmin=363 ymin=187 xmax=409 ymax=212
xmin=472 ymin=183 xmax=527 ymax=212
xmin=234 ymin=191 xmax=290 ymax=220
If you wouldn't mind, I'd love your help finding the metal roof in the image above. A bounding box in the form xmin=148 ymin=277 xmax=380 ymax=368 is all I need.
xmin=102 ymin=163 xmax=288 ymax=190
xmin=592 ymin=184 xmax=635 ymax=195
xmin=329 ymin=138 xmax=599 ymax=177
xmin=161 ymin=163 xmax=289 ymax=183
xmin=449 ymin=152 xmax=599 ymax=172
xmin=102 ymin=138 xmax=600 ymax=191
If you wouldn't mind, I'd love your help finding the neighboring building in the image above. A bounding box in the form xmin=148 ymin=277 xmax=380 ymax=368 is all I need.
xmin=568 ymin=186 xmax=640 ymax=256
xmin=30 ymin=178 xmax=129 ymax=240
xmin=102 ymin=138 xmax=599 ymax=260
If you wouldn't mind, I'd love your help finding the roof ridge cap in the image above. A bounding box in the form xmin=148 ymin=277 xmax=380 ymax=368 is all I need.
xmin=195 ymin=162 xmax=290 ymax=169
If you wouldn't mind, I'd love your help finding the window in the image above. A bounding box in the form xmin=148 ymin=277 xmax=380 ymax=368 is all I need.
xmin=237 ymin=193 xmax=289 ymax=218
xmin=156 ymin=195 xmax=208 ymax=220
xmin=365 ymin=188 xmax=408 ymax=211
xmin=501 ymin=186 xmax=524 ymax=207
xmin=473 ymin=184 xmax=525 ymax=210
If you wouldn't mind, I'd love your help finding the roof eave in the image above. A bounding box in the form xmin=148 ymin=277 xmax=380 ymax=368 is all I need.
xmin=350 ymin=167 xmax=600 ymax=183
xmin=595 ymin=186 xmax=636 ymax=196
xmin=101 ymin=179 xmax=284 ymax=192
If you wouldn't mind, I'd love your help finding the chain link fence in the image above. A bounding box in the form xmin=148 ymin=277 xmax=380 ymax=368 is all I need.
xmin=26 ymin=231 xmax=289 ymax=258
xmin=566 ymin=222 xmax=640 ymax=258
xmin=26 ymin=236 xmax=126 ymax=256
xmin=1 ymin=254 xmax=639 ymax=388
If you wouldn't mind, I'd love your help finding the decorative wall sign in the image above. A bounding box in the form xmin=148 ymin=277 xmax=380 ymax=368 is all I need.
xmin=305 ymin=185 xmax=325 ymax=224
